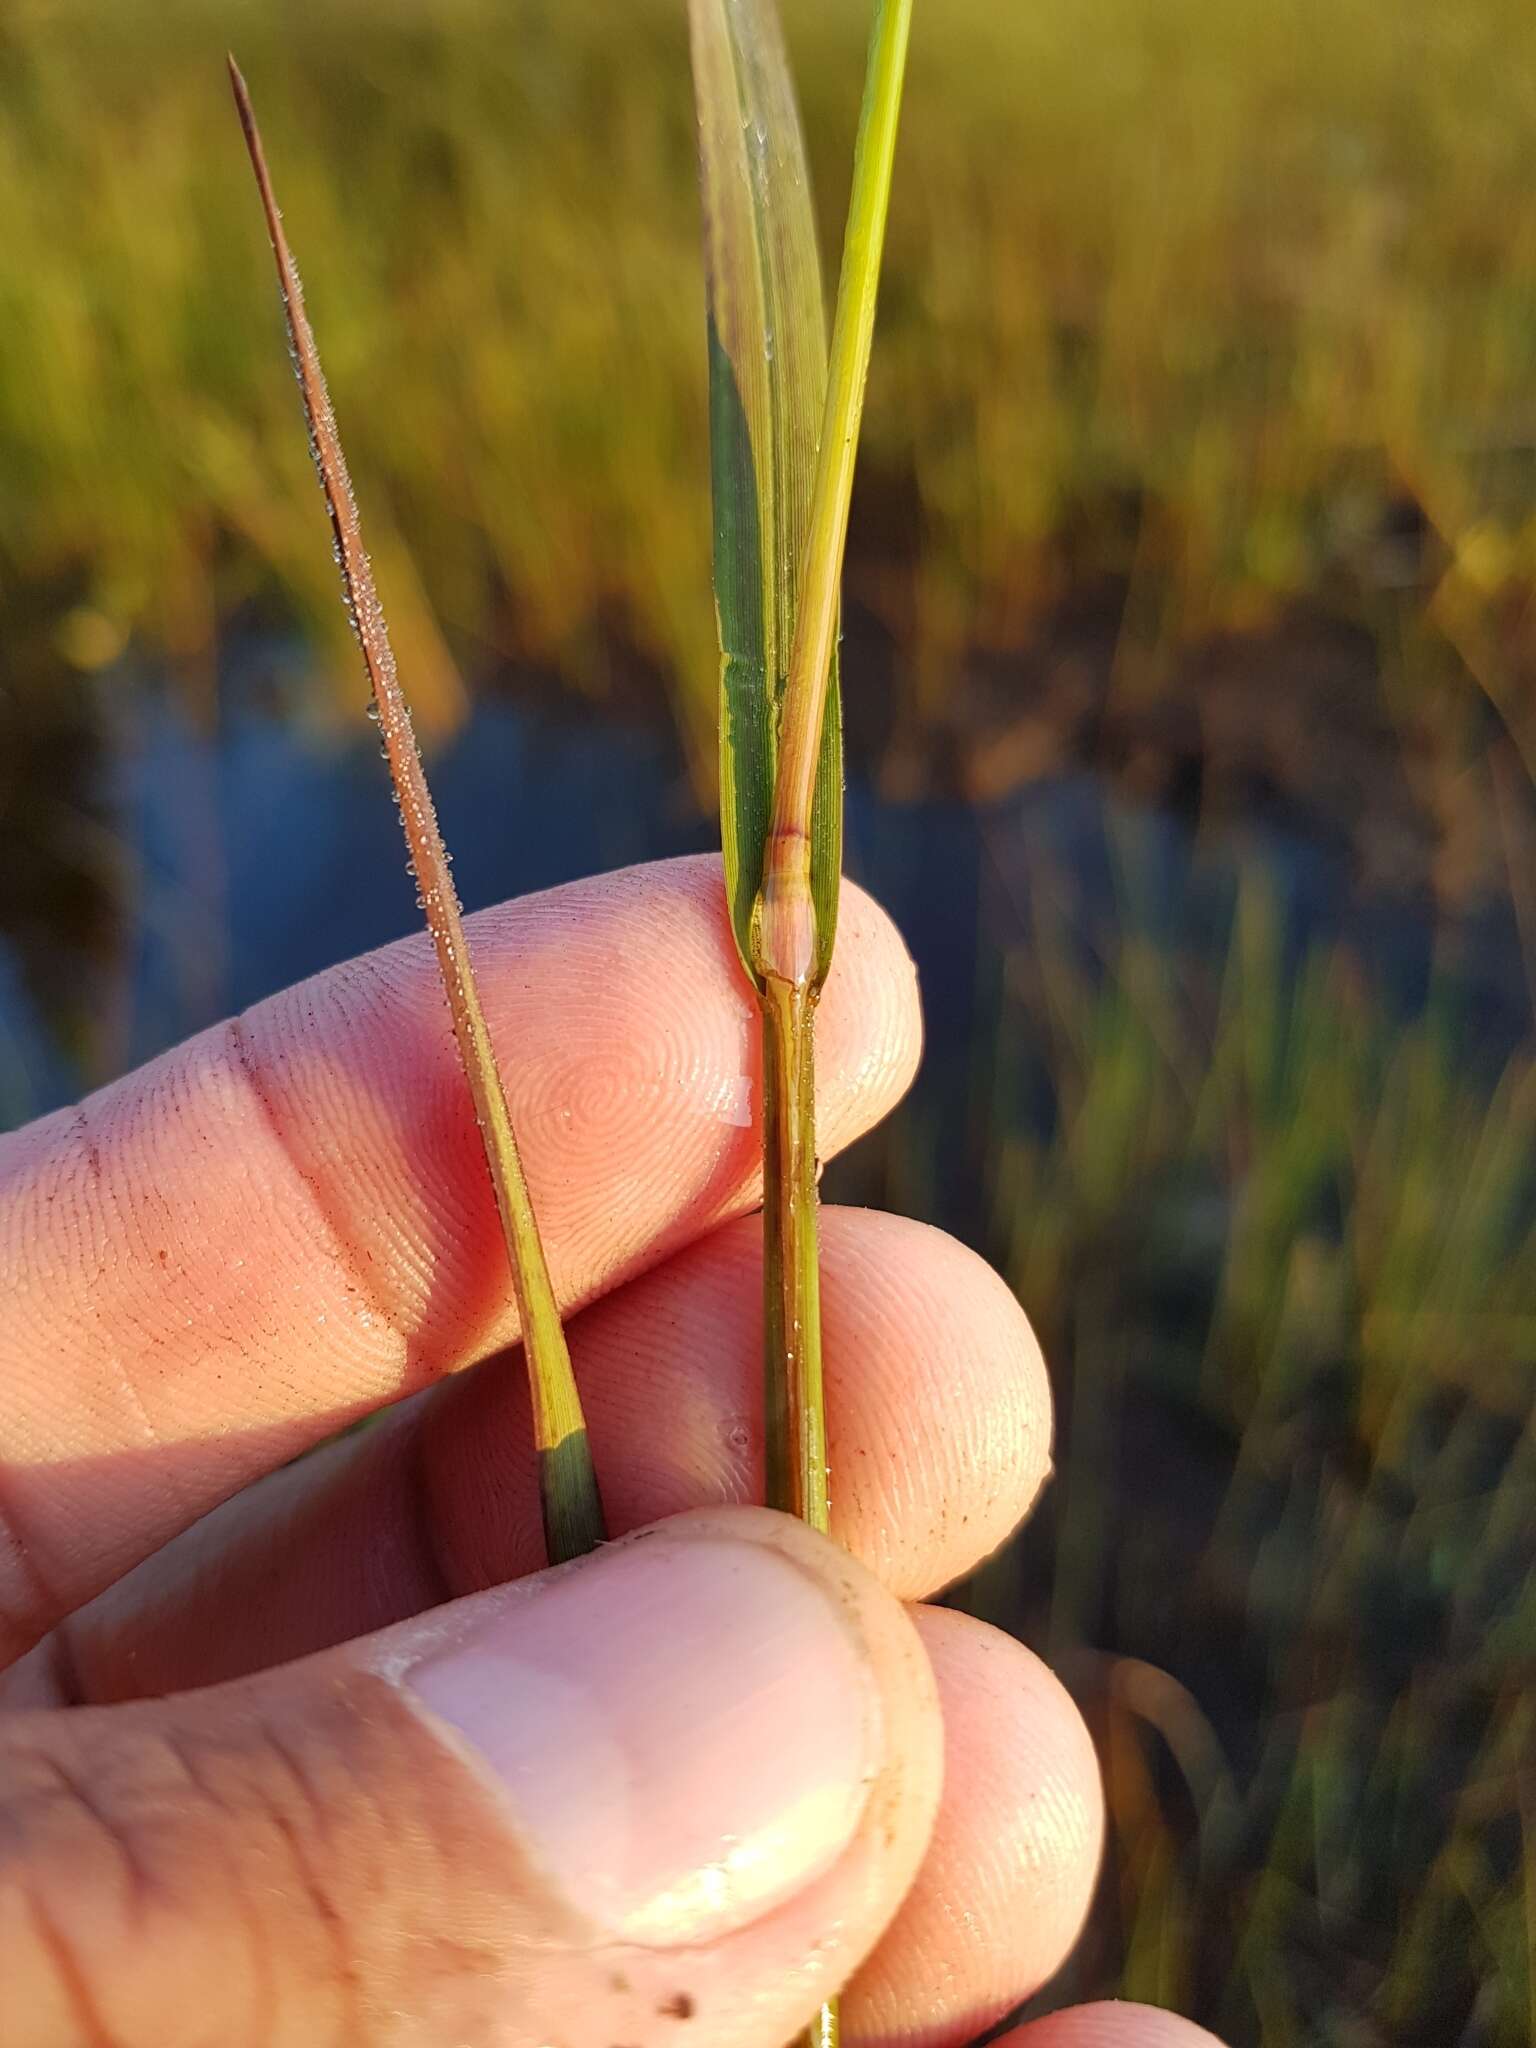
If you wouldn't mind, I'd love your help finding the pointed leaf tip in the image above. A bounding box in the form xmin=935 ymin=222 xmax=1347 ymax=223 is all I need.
xmin=228 ymin=61 xmax=604 ymax=1566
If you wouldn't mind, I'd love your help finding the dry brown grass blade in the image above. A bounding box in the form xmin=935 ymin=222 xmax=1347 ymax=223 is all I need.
xmin=228 ymin=56 xmax=602 ymax=1565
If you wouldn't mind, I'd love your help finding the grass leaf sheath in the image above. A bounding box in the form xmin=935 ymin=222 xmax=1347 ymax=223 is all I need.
xmin=228 ymin=57 xmax=603 ymax=1568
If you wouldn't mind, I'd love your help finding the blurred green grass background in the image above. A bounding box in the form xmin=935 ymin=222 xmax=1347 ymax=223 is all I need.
xmin=2 ymin=1 xmax=1534 ymax=2041
xmin=9 ymin=0 xmax=1536 ymax=770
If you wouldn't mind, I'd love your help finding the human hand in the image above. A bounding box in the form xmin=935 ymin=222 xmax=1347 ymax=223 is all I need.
xmin=0 ymin=856 xmax=1223 ymax=2048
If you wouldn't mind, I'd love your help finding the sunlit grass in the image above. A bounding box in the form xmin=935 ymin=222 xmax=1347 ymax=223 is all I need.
xmin=6 ymin=0 xmax=1536 ymax=787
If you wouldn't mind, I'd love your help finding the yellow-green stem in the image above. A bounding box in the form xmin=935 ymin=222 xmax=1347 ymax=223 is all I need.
xmin=761 ymin=972 xmax=835 ymax=2048
xmin=802 ymin=2004 xmax=839 ymax=2048
xmin=761 ymin=974 xmax=828 ymax=1531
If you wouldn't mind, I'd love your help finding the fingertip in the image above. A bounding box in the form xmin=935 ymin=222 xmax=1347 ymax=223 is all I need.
xmin=1000 ymin=2005 xmax=1229 ymax=2047
xmin=816 ymin=875 xmax=923 ymax=1148
xmin=386 ymin=1506 xmax=945 ymax=2043
xmin=404 ymin=1510 xmax=890 ymax=1946
xmin=518 ymin=1204 xmax=1051 ymax=1605
xmin=0 ymin=857 xmax=929 ymax=1643
xmin=1 ymin=1509 xmax=944 ymax=2048
xmin=846 ymin=1610 xmax=1103 ymax=2048
xmin=39 ymin=1202 xmax=1057 ymax=1707
xmin=820 ymin=1209 xmax=1052 ymax=1597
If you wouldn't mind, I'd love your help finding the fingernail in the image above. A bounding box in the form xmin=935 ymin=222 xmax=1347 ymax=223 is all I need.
xmin=407 ymin=1530 xmax=881 ymax=1946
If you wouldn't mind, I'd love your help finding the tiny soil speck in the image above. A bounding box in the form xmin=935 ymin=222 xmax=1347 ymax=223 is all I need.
xmin=658 ymin=1992 xmax=696 ymax=2020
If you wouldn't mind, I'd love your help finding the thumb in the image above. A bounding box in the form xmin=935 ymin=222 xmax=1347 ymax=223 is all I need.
xmin=1 ymin=1507 xmax=941 ymax=2048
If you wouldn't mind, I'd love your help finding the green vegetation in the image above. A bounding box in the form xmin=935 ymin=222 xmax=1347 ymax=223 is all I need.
xmin=923 ymin=872 xmax=1536 ymax=2043
xmin=5 ymin=0 xmax=1536 ymax=785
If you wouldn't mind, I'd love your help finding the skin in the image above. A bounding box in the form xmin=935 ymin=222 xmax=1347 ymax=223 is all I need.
xmin=0 ymin=855 xmax=1227 ymax=2048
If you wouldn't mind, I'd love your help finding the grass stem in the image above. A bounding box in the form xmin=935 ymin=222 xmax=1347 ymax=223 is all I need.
xmin=761 ymin=975 xmax=829 ymax=1531
xmin=751 ymin=13 xmax=913 ymax=2047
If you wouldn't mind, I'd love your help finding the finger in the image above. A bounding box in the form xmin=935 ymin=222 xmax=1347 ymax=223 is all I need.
xmin=844 ymin=1610 xmax=1103 ymax=2048
xmin=0 ymin=1509 xmax=942 ymax=2048
xmin=1000 ymin=2007 xmax=1228 ymax=2046
xmin=0 ymin=856 xmax=919 ymax=1657
xmin=14 ymin=1209 xmax=1049 ymax=1703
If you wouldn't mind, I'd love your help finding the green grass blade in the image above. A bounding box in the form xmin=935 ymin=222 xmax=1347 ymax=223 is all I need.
xmin=687 ymin=0 xmax=841 ymax=988
xmin=228 ymin=57 xmax=603 ymax=1567
xmin=760 ymin=0 xmax=910 ymax=992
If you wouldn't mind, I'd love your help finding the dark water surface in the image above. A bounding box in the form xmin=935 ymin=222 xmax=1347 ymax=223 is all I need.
xmin=6 ymin=670 xmax=1527 ymax=1133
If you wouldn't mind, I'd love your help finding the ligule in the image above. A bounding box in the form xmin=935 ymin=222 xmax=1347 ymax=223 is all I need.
xmin=228 ymin=57 xmax=603 ymax=1567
